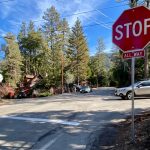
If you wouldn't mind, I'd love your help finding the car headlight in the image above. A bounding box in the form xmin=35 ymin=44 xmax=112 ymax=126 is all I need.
xmin=118 ymin=89 xmax=126 ymax=92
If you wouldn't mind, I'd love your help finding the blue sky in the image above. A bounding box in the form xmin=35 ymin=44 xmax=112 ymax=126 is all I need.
xmin=0 ymin=0 xmax=129 ymax=58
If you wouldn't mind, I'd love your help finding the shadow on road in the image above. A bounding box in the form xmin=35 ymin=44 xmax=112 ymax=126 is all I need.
xmin=0 ymin=107 xmax=148 ymax=150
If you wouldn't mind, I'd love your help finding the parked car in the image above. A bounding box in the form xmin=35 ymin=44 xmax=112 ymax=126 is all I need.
xmin=73 ymin=84 xmax=82 ymax=92
xmin=80 ymin=86 xmax=92 ymax=93
xmin=115 ymin=80 xmax=150 ymax=100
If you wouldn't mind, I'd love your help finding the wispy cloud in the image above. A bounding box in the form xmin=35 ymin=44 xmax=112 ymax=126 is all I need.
xmin=0 ymin=29 xmax=7 ymax=37
xmin=0 ymin=0 xmax=17 ymax=19
xmin=0 ymin=0 xmax=110 ymax=31
xmin=35 ymin=0 xmax=107 ymax=27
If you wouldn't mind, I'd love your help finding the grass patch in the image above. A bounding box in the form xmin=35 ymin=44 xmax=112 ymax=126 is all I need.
xmin=38 ymin=91 xmax=52 ymax=97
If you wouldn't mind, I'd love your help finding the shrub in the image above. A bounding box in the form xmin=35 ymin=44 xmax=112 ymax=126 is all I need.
xmin=38 ymin=91 xmax=52 ymax=97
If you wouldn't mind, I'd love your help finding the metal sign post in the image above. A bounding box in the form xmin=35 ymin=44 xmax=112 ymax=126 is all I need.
xmin=131 ymin=57 xmax=135 ymax=142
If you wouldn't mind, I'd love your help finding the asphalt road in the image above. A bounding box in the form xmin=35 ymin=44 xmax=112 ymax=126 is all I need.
xmin=0 ymin=87 xmax=150 ymax=150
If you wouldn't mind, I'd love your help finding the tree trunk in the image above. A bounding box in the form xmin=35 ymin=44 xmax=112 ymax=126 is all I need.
xmin=61 ymin=31 xmax=65 ymax=94
xmin=97 ymin=76 xmax=99 ymax=88
xmin=77 ymin=64 xmax=79 ymax=85
xmin=61 ymin=53 xmax=64 ymax=93
xmin=144 ymin=47 xmax=149 ymax=79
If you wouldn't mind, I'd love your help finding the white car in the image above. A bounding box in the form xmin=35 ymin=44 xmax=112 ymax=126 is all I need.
xmin=80 ymin=86 xmax=92 ymax=93
xmin=115 ymin=80 xmax=150 ymax=100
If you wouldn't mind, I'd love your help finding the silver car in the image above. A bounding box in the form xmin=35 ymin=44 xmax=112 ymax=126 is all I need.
xmin=115 ymin=80 xmax=150 ymax=99
xmin=80 ymin=86 xmax=92 ymax=93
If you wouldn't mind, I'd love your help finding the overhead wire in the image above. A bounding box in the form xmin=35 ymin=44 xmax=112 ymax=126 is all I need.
xmin=81 ymin=14 xmax=112 ymax=30
xmin=15 ymin=3 xmax=129 ymax=24
xmin=0 ymin=2 xmax=130 ymax=37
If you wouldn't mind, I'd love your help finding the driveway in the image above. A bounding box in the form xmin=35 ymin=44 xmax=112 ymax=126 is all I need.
xmin=0 ymin=87 xmax=150 ymax=150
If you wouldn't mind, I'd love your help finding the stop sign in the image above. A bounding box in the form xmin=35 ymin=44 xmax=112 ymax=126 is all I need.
xmin=113 ymin=6 xmax=150 ymax=52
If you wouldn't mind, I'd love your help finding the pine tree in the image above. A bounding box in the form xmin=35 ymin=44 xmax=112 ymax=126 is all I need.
xmin=28 ymin=20 xmax=35 ymax=33
xmin=95 ymin=37 xmax=106 ymax=74
xmin=69 ymin=19 xmax=89 ymax=85
xmin=90 ymin=37 xmax=110 ymax=86
xmin=59 ymin=18 xmax=70 ymax=92
xmin=18 ymin=21 xmax=45 ymax=75
xmin=18 ymin=22 xmax=27 ymax=73
xmin=22 ymin=30 xmax=43 ymax=74
xmin=2 ymin=33 xmax=23 ymax=87
xmin=42 ymin=6 xmax=65 ymax=86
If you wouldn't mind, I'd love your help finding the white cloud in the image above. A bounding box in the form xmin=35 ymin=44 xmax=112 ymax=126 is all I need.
xmin=0 ymin=1 xmax=17 ymax=19
xmin=0 ymin=29 xmax=7 ymax=37
xmin=35 ymin=0 xmax=107 ymax=27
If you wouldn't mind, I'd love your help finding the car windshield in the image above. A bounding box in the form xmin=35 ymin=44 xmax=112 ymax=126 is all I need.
xmin=134 ymin=81 xmax=141 ymax=86
xmin=128 ymin=81 xmax=141 ymax=87
xmin=81 ymin=86 xmax=89 ymax=89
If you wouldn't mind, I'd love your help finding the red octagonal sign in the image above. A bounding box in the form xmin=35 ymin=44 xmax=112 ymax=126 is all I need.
xmin=113 ymin=6 xmax=150 ymax=52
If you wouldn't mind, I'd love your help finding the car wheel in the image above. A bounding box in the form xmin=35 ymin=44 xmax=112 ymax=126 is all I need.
xmin=121 ymin=96 xmax=126 ymax=100
xmin=119 ymin=93 xmax=125 ymax=100
xmin=126 ymin=91 xmax=132 ymax=100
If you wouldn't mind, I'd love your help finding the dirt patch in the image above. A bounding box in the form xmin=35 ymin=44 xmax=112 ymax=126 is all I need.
xmin=97 ymin=111 xmax=150 ymax=150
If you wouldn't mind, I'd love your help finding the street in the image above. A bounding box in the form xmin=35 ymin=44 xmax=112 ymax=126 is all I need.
xmin=0 ymin=87 xmax=150 ymax=150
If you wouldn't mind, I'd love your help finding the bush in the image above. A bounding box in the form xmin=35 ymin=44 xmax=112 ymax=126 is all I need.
xmin=38 ymin=91 xmax=52 ymax=97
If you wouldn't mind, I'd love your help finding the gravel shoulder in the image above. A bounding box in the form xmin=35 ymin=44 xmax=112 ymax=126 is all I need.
xmin=96 ymin=110 xmax=150 ymax=150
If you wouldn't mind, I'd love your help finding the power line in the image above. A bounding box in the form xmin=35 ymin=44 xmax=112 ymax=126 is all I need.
xmin=0 ymin=2 xmax=129 ymax=34
xmin=82 ymin=15 xmax=111 ymax=30
xmin=95 ymin=9 xmax=114 ymax=21
xmin=19 ymin=3 xmax=129 ymax=24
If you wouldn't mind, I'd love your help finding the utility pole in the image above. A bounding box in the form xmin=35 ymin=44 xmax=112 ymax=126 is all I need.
xmin=61 ymin=45 xmax=64 ymax=94
xmin=61 ymin=30 xmax=65 ymax=94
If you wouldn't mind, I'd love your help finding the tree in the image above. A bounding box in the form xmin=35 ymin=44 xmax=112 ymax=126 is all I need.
xmin=18 ymin=22 xmax=28 ymax=73
xmin=59 ymin=18 xmax=70 ymax=92
xmin=21 ymin=30 xmax=43 ymax=74
xmin=68 ymin=19 xmax=90 ymax=85
xmin=28 ymin=20 xmax=35 ymax=33
xmin=2 ymin=33 xmax=23 ymax=87
xmin=18 ymin=22 xmax=27 ymax=43
xmin=109 ymin=51 xmax=130 ymax=87
xmin=42 ymin=6 xmax=63 ymax=86
xmin=18 ymin=21 xmax=49 ymax=75
xmin=89 ymin=38 xmax=110 ymax=87
xmin=95 ymin=38 xmax=106 ymax=74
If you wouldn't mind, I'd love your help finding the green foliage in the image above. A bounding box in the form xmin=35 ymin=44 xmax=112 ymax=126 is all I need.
xmin=65 ymin=71 xmax=75 ymax=84
xmin=38 ymin=91 xmax=52 ymax=97
xmin=109 ymin=50 xmax=129 ymax=87
xmin=18 ymin=21 xmax=52 ymax=78
xmin=135 ymin=58 xmax=145 ymax=80
xmin=89 ymin=38 xmax=111 ymax=87
xmin=4 ymin=5 xmax=146 ymax=91
xmin=42 ymin=6 xmax=70 ymax=87
xmin=68 ymin=19 xmax=90 ymax=84
xmin=1 ymin=33 xmax=23 ymax=87
xmin=109 ymin=47 xmax=146 ymax=87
